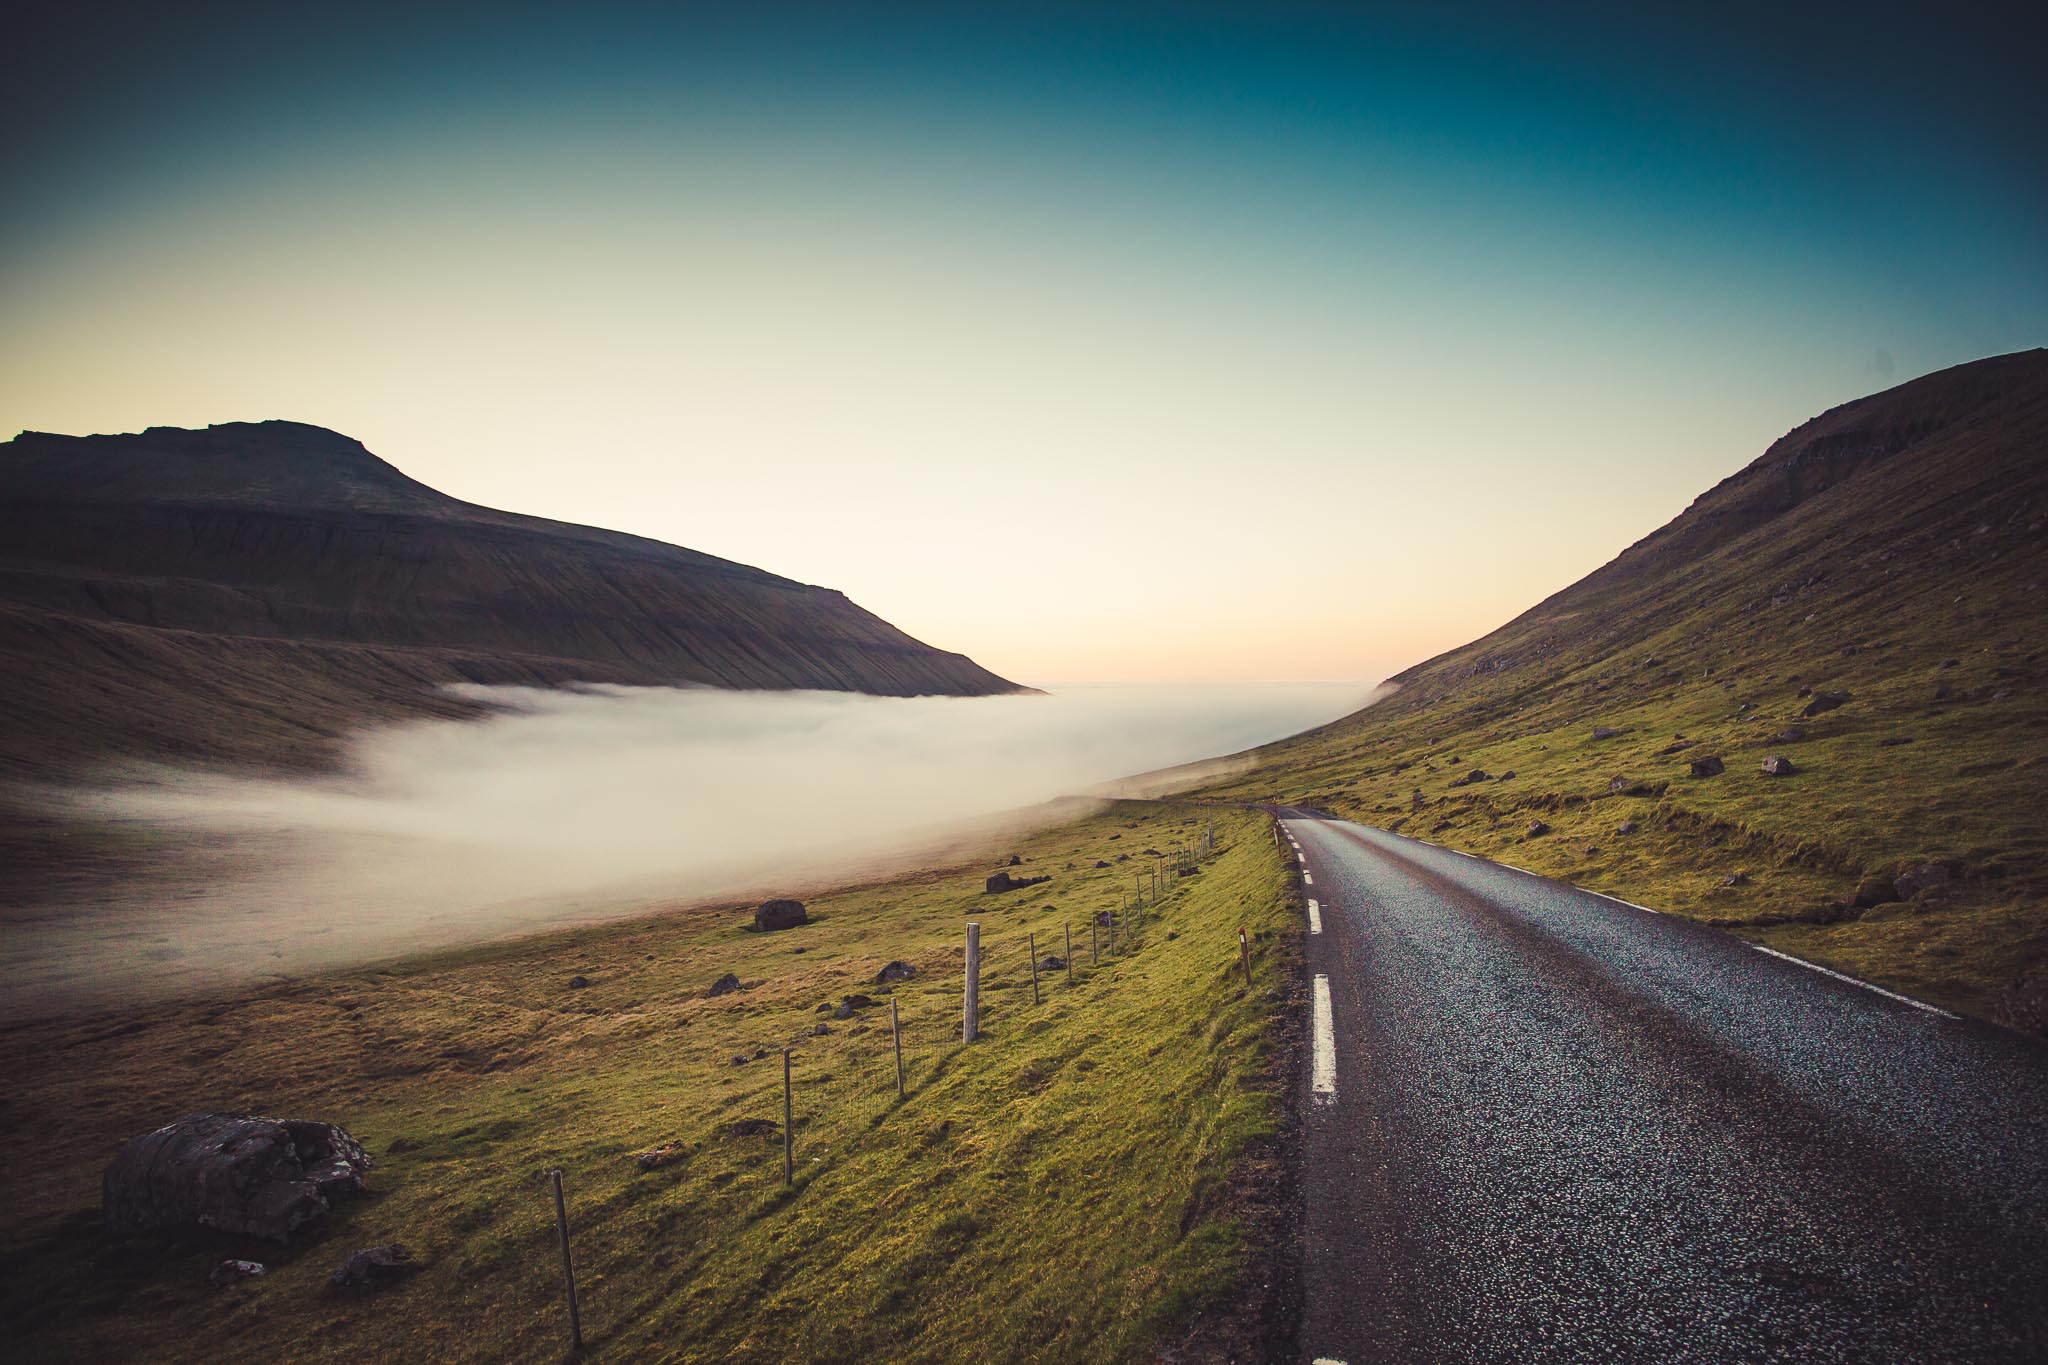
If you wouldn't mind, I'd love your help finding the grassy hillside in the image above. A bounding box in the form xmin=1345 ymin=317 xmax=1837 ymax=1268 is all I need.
xmin=1199 ymin=350 xmax=2048 ymax=1025
xmin=0 ymin=802 xmax=1299 ymax=1363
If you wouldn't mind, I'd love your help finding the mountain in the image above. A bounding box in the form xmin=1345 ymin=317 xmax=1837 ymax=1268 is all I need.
xmin=0 ymin=421 xmax=1022 ymax=775
xmin=1201 ymin=349 xmax=2048 ymax=1023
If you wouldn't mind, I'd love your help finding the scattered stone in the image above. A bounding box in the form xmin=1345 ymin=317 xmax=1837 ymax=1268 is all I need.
xmin=1038 ymin=955 xmax=1067 ymax=973
xmin=1797 ymin=685 xmax=1813 ymax=698
xmin=832 ymin=1001 xmax=855 ymax=1020
xmin=754 ymin=899 xmax=809 ymax=932
xmin=1876 ymin=736 xmax=1915 ymax=748
xmin=209 ymin=1259 xmax=266 ymax=1289
xmin=1767 ymin=729 xmax=1807 ymax=745
xmin=1760 ymin=755 xmax=1798 ymax=777
xmin=812 ymin=1023 xmax=830 ymax=1036
xmin=568 ymin=975 xmax=589 ymax=989
xmin=329 ymin=1244 xmax=418 ymax=1293
xmin=1940 ymin=657 xmax=1960 ymax=669
xmin=706 ymin=973 xmax=742 ymax=998
xmin=637 ymin=1143 xmax=688 ymax=1171
xmin=1607 ymin=775 xmax=1636 ymax=794
xmin=729 ymin=1054 xmax=748 ymax=1067
xmin=1801 ymin=690 xmax=1851 ymax=718
xmin=1722 ymin=873 xmax=1752 ymax=888
xmin=1659 ymin=739 xmax=1699 ymax=755
xmin=1582 ymin=844 xmax=1602 ymax=857
xmin=1095 ymin=910 xmax=1114 ymax=926
xmin=103 ymin=1113 xmax=371 ymax=1244
xmin=726 ymin=1118 xmax=778 ymax=1140
xmin=985 ymin=871 xmax=1051 ymax=895
xmin=1006 ymin=854 xmax=1023 ymax=866
xmin=875 ymin=960 xmax=917 ymax=985
xmin=1165 ymin=931 xmax=1179 ymax=941
xmin=1116 ymin=853 xmax=1130 ymax=862
xmin=1497 ymin=770 xmax=1517 ymax=781
xmin=752 ymin=1047 xmax=770 ymax=1060
xmin=1591 ymin=726 xmax=1621 ymax=740
xmin=1894 ymin=862 xmax=1954 ymax=900
xmin=1107 ymin=833 xmax=1121 ymax=840
xmin=1094 ymin=860 xmax=1110 ymax=868
xmin=1689 ymin=755 xmax=1726 ymax=778
xmin=1615 ymin=820 xmax=1638 ymax=835
xmin=1525 ymin=820 xmax=1551 ymax=838
xmin=1933 ymin=684 xmax=1953 ymax=701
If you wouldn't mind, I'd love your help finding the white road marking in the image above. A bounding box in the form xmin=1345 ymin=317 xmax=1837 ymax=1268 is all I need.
xmin=1311 ymin=975 xmax=1337 ymax=1102
xmin=1750 ymin=944 xmax=1959 ymax=1018
xmin=1302 ymin=871 xmax=1313 ymax=885
xmin=1580 ymin=886 xmax=1664 ymax=915
xmin=1307 ymin=898 xmax=1322 ymax=934
xmin=1313 ymin=1358 xmax=1349 ymax=1364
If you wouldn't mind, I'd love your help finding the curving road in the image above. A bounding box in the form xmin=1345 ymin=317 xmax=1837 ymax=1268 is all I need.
xmin=1279 ymin=809 xmax=2048 ymax=1364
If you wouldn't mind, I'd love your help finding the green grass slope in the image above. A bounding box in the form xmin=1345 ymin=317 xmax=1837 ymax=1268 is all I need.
xmin=0 ymin=803 xmax=1299 ymax=1363
xmin=1201 ymin=349 xmax=2048 ymax=1024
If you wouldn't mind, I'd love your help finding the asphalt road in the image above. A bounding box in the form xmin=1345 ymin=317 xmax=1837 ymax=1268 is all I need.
xmin=1280 ymin=809 xmax=2048 ymax=1364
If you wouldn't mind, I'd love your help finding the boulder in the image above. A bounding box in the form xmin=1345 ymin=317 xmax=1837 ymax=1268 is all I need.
xmin=1094 ymin=860 xmax=1111 ymax=868
xmin=1659 ymin=739 xmax=1698 ymax=755
xmin=844 ymin=993 xmax=877 ymax=1008
xmin=1767 ymin=729 xmax=1806 ymax=745
xmin=812 ymin=1023 xmax=830 ymax=1036
xmin=567 ymin=975 xmax=589 ymax=989
xmin=1894 ymin=862 xmax=1954 ymax=900
xmin=706 ymin=973 xmax=742 ymax=998
xmin=875 ymin=960 xmax=918 ymax=985
xmin=1721 ymin=872 xmax=1752 ymax=888
xmin=1006 ymin=854 xmax=1023 ymax=866
xmin=755 ymin=899 xmax=809 ymax=932
xmin=1447 ymin=768 xmax=1489 ymax=788
xmin=1591 ymin=726 xmax=1621 ymax=741
xmin=1759 ymin=755 xmax=1797 ymax=777
xmin=1497 ymin=770 xmax=1517 ymax=781
xmin=209 ymin=1259 xmax=267 ymax=1289
xmin=985 ymin=871 xmax=1050 ymax=895
xmin=1688 ymin=755 xmax=1726 ymax=778
xmin=1037 ymin=955 xmax=1067 ymax=973
xmin=1615 ymin=820 xmax=1638 ymax=835
xmin=1525 ymin=820 xmax=1551 ymax=838
xmin=329 ymin=1244 xmax=418 ymax=1293
xmin=637 ymin=1142 xmax=688 ymax=1171
xmin=103 ymin=1113 xmax=371 ymax=1244
xmin=1607 ymin=775 xmax=1636 ymax=794
xmin=1801 ymin=690 xmax=1850 ymax=718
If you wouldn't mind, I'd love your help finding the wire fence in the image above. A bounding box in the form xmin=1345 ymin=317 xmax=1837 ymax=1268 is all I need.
xmin=532 ymin=819 xmax=1237 ymax=1355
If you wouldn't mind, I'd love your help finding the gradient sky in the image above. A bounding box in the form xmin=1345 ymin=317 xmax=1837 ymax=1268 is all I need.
xmin=4 ymin=2 xmax=2043 ymax=686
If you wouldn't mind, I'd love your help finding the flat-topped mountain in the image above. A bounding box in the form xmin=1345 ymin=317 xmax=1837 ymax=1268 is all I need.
xmin=0 ymin=421 xmax=1021 ymax=774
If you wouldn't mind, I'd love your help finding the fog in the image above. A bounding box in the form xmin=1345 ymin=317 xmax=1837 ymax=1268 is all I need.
xmin=13 ymin=682 xmax=1373 ymax=1015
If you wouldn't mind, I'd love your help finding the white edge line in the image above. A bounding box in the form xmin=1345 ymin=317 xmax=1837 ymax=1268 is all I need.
xmin=1750 ymin=944 xmax=1959 ymax=1018
xmin=1311 ymin=974 xmax=1336 ymax=1101
xmin=1302 ymin=872 xmax=1313 ymax=885
xmin=1306 ymin=898 xmax=1322 ymax=934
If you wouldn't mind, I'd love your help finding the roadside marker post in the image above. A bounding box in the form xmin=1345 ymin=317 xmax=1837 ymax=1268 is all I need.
xmin=1238 ymin=927 xmax=1252 ymax=987
xmin=963 ymin=922 xmax=982 ymax=1043
xmin=545 ymin=1167 xmax=583 ymax=1356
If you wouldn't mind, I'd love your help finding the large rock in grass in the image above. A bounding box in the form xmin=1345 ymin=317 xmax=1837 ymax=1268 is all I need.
xmin=754 ymin=899 xmax=809 ymax=932
xmin=1689 ymin=755 xmax=1726 ymax=778
xmin=103 ymin=1113 xmax=371 ymax=1243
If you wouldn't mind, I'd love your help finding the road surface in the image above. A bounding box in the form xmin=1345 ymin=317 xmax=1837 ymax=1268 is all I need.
xmin=1279 ymin=809 xmax=2048 ymax=1364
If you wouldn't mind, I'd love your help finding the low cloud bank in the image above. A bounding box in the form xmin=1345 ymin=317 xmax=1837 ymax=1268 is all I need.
xmin=16 ymin=682 xmax=1372 ymax=1013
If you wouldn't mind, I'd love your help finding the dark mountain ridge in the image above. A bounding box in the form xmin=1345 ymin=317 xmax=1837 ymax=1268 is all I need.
xmin=0 ymin=420 xmax=1022 ymax=775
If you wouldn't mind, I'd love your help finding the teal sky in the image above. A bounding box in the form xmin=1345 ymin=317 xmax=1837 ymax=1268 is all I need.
xmin=4 ymin=3 xmax=2042 ymax=683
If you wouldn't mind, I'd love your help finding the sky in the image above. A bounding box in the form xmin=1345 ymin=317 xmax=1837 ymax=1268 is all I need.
xmin=3 ymin=2 xmax=2043 ymax=687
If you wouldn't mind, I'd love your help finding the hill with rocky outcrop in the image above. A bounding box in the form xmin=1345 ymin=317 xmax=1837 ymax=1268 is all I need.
xmin=0 ymin=421 xmax=1021 ymax=775
xmin=1202 ymin=349 xmax=2048 ymax=1025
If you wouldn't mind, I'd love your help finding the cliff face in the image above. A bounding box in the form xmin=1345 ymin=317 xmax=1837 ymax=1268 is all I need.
xmin=0 ymin=421 xmax=1021 ymax=774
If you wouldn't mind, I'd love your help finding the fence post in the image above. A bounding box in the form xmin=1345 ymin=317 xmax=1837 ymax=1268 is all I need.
xmin=546 ymin=1167 xmax=583 ymax=1355
xmin=782 ymin=1048 xmax=794 ymax=1186
xmin=1064 ymin=924 xmax=1074 ymax=984
xmin=1028 ymin=931 xmax=1041 ymax=1005
xmin=1238 ymin=927 xmax=1252 ymax=987
xmin=1091 ymin=918 xmax=1098 ymax=964
xmin=1108 ymin=911 xmax=1116 ymax=955
xmin=891 ymin=996 xmax=905 ymax=1100
xmin=963 ymin=922 xmax=982 ymax=1043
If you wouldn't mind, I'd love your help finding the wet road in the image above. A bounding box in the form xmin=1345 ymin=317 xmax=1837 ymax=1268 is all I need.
xmin=1280 ymin=810 xmax=2048 ymax=1364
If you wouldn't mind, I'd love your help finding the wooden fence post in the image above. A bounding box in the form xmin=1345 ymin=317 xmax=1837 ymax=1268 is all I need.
xmin=1029 ymin=931 xmax=1041 ymax=1005
xmin=1238 ymin=927 xmax=1252 ymax=987
xmin=1064 ymin=924 xmax=1074 ymax=984
xmin=891 ymin=996 xmax=905 ymax=1100
xmin=781 ymin=1048 xmax=794 ymax=1186
xmin=963 ymin=922 xmax=982 ymax=1043
xmin=546 ymin=1167 xmax=583 ymax=1355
